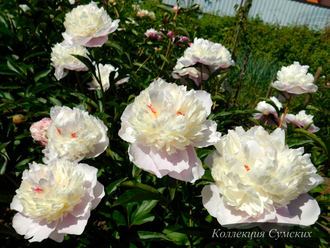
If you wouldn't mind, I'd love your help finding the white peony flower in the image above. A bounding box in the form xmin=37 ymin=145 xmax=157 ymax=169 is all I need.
xmin=136 ymin=9 xmax=155 ymax=19
xmin=144 ymin=28 xmax=162 ymax=40
xmin=51 ymin=42 xmax=89 ymax=80
xmin=172 ymin=60 xmax=209 ymax=86
xmin=10 ymin=159 xmax=104 ymax=242
xmin=253 ymin=96 xmax=283 ymax=125
xmin=87 ymin=63 xmax=129 ymax=91
xmin=272 ymin=62 xmax=317 ymax=94
xmin=118 ymin=78 xmax=221 ymax=182
xmin=283 ymin=110 xmax=320 ymax=133
xmin=43 ymin=106 xmax=109 ymax=163
xmin=202 ymin=126 xmax=323 ymax=229
xmin=30 ymin=118 xmax=52 ymax=147
xmin=179 ymin=37 xmax=235 ymax=72
xmin=62 ymin=1 xmax=120 ymax=47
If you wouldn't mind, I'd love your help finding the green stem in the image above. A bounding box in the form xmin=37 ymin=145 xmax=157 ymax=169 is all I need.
xmin=75 ymin=71 xmax=85 ymax=94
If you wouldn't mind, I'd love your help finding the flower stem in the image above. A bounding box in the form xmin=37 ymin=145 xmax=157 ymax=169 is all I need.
xmin=278 ymin=94 xmax=292 ymax=128
xmin=75 ymin=71 xmax=84 ymax=94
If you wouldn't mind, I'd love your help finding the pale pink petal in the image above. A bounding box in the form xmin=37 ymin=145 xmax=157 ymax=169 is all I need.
xmin=201 ymin=184 xmax=221 ymax=217
xmin=12 ymin=213 xmax=33 ymax=236
xmin=167 ymin=146 xmax=204 ymax=182
xmin=83 ymin=35 xmax=109 ymax=47
xmin=118 ymin=121 xmax=136 ymax=143
xmin=192 ymin=120 xmax=221 ymax=147
xmin=150 ymin=147 xmax=189 ymax=173
xmin=128 ymin=143 xmax=167 ymax=178
xmin=87 ymin=136 xmax=109 ymax=158
xmin=57 ymin=212 xmax=90 ymax=235
xmin=285 ymin=193 xmax=320 ymax=226
xmin=195 ymin=90 xmax=212 ymax=116
xmin=76 ymin=163 xmax=98 ymax=188
xmin=115 ymin=76 xmax=130 ymax=86
xmin=49 ymin=231 xmax=65 ymax=242
xmin=25 ymin=219 xmax=57 ymax=242
xmin=91 ymin=181 xmax=105 ymax=210
xmin=70 ymin=191 xmax=92 ymax=218
xmin=10 ymin=196 xmax=23 ymax=212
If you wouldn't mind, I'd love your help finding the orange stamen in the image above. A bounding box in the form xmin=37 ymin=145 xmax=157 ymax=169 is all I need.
xmin=244 ymin=165 xmax=250 ymax=171
xmin=32 ymin=187 xmax=44 ymax=193
xmin=147 ymin=104 xmax=158 ymax=117
xmin=177 ymin=111 xmax=185 ymax=116
xmin=71 ymin=132 xmax=77 ymax=138
xmin=56 ymin=127 xmax=62 ymax=135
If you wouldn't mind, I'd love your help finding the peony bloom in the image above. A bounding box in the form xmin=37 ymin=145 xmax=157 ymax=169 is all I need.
xmin=118 ymin=78 xmax=221 ymax=182
xmin=202 ymin=126 xmax=323 ymax=229
xmin=43 ymin=106 xmax=109 ymax=163
xmin=62 ymin=1 xmax=120 ymax=47
xmin=172 ymin=60 xmax=208 ymax=86
xmin=144 ymin=28 xmax=162 ymax=40
xmin=51 ymin=42 xmax=89 ymax=80
xmin=87 ymin=63 xmax=129 ymax=91
xmin=10 ymin=159 xmax=104 ymax=242
xmin=30 ymin=118 xmax=52 ymax=147
xmin=173 ymin=6 xmax=180 ymax=12
xmin=282 ymin=110 xmax=320 ymax=133
xmin=179 ymin=37 xmax=235 ymax=73
xmin=253 ymin=96 xmax=283 ymax=125
xmin=272 ymin=62 xmax=317 ymax=94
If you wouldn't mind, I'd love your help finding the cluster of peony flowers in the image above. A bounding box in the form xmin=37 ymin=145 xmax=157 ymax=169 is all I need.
xmin=87 ymin=63 xmax=130 ymax=91
xmin=253 ymin=96 xmax=283 ymax=125
xmin=136 ymin=9 xmax=155 ymax=20
xmin=118 ymin=78 xmax=221 ymax=182
xmin=172 ymin=38 xmax=235 ymax=86
xmin=272 ymin=61 xmax=317 ymax=95
xmin=62 ymin=1 xmax=119 ymax=47
xmin=11 ymin=106 xmax=109 ymax=242
xmin=202 ymin=126 xmax=323 ymax=229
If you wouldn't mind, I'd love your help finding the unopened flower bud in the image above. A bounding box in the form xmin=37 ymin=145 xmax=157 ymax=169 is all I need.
xmin=13 ymin=114 xmax=26 ymax=124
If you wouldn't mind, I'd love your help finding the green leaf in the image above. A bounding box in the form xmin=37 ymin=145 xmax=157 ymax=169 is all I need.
xmin=138 ymin=231 xmax=171 ymax=241
xmin=104 ymin=40 xmax=123 ymax=53
xmin=156 ymin=5 xmax=174 ymax=15
xmin=112 ymin=189 xmax=163 ymax=206
xmin=34 ymin=68 xmax=52 ymax=82
xmin=175 ymin=27 xmax=190 ymax=37
xmin=130 ymin=200 xmax=158 ymax=226
xmin=106 ymin=177 xmax=127 ymax=195
xmin=0 ymin=141 xmax=11 ymax=151
xmin=48 ymin=97 xmax=62 ymax=106
xmin=120 ymin=181 xmax=160 ymax=194
xmin=71 ymin=55 xmax=95 ymax=76
xmin=259 ymin=97 xmax=281 ymax=120
xmin=112 ymin=210 xmax=127 ymax=226
xmin=31 ymin=83 xmax=55 ymax=94
xmin=7 ymin=60 xmax=26 ymax=79
xmin=294 ymin=129 xmax=328 ymax=154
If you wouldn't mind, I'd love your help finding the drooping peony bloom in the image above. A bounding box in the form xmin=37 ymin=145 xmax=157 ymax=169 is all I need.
xmin=87 ymin=63 xmax=129 ymax=91
xmin=30 ymin=118 xmax=52 ymax=147
xmin=43 ymin=106 xmax=109 ymax=163
xmin=144 ymin=28 xmax=162 ymax=40
xmin=172 ymin=61 xmax=208 ymax=86
xmin=10 ymin=159 xmax=104 ymax=242
xmin=202 ymin=126 xmax=323 ymax=229
xmin=118 ymin=78 xmax=221 ymax=182
xmin=282 ymin=110 xmax=320 ymax=133
xmin=253 ymin=96 xmax=283 ymax=125
xmin=62 ymin=1 xmax=120 ymax=47
xmin=272 ymin=62 xmax=317 ymax=95
xmin=179 ymin=37 xmax=235 ymax=72
xmin=51 ymin=42 xmax=89 ymax=80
